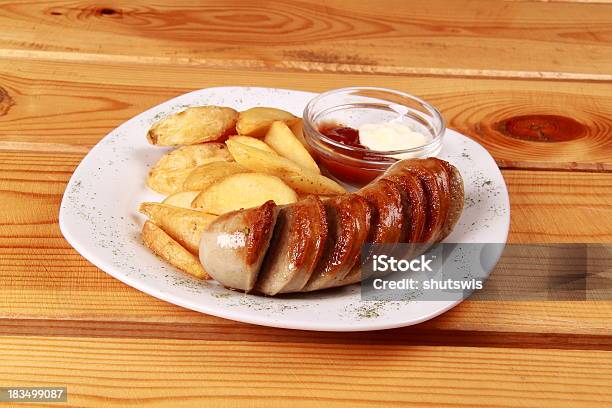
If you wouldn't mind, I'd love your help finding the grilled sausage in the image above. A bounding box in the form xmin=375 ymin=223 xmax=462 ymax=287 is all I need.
xmin=358 ymin=179 xmax=405 ymax=249
xmin=302 ymin=193 xmax=371 ymax=291
xmin=198 ymin=200 xmax=278 ymax=291
xmin=200 ymin=158 xmax=464 ymax=294
xmin=436 ymin=158 xmax=465 ymax=241
xmin=256 ymin=196 xmax=328 ymax=295
xmin=380 ymin=170 xmax=426 ymax=243
xmin=385 ymin=160 xmax=449 ymax=243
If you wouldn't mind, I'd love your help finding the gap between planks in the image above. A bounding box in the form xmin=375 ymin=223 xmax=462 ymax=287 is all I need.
xmin=0 ymin=318 xmax=610 ymax=351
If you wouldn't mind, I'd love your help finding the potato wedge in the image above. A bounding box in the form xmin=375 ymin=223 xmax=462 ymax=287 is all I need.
xmin=228 ymin=135 xmax=277 ymax=154
xmin=162 ymin=190 xmax=201 ymax=209
xmin=139 ymin=202 xmax=216 ymax=254
xmin=289 ymin=118 xmax=314 ymax=154
xmin=150 ymin=143 xmax=232 ymax=172
xmin=147 ymin=144 xmax=232 ymax=194
xmin=264 ymin=121 xmax=319 ymax=173
xmin=236 ymin=107 xmax=297 ymax=137
xmin=147 ymin=106 xmax=238 ymax=146
xmin=192 ymin=173 xmax=297 ymax=215
xmin=183 ymin=161 xmax=249 ymax=191
xmin=141 ymin=221 xmax=208 ymax=279
xmin=226 ymin=140 xmax=346 ymax=195
xmin=281 ymin=173 xmax=347 ymax=196
xmin=147 ymin=167 xmax=196 ymax=196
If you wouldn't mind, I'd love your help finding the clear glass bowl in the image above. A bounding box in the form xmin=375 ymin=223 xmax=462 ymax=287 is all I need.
xmin=303 ymin=87 xmax=445 ymax=185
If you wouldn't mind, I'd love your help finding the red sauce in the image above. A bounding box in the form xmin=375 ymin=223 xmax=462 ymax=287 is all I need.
xmin=317 ymin=123 xmax=396 ymax=185
xmin=319 ymin=124 xmax=364 ymax=148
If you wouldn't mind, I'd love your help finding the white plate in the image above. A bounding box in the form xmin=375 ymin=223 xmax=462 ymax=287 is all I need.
xmin=59 ymin=87 xmax=509 ymax=331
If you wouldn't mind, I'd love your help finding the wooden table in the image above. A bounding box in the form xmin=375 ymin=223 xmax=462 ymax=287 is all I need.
xmin=1 ymin=1 xmax=611 ymax=406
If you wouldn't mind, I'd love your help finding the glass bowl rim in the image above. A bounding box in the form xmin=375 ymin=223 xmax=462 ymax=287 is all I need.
xmin=302 ymin=86 xmax=445 ymax=156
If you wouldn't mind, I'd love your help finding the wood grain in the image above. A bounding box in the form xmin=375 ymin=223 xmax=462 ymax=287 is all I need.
xmin=0 ymin=1 xmax=610 ymax=405
xmin=1 ymin=59 xmax=611 ymax=170
xmin=0 ymin=148 xmax=610 ymax=339
xmin=0 ymin=0 xmax=612 ymax=79
xmin=506 ymin=170 xmax=612 ymax=242
xmin=0 ymin=318 xmax=611 ymax=351
xmin=0 ymin=336 xmax=611 ymax=407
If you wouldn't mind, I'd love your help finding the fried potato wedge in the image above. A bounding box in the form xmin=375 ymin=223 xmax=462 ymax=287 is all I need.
xmin=226 ymin=140 xmax=346 ymax=195
xmin=264 ymin=121 xmax=320 ymax=173
xmin=236 ymin=107 xmax=297 ymax=137
xmin=147 ymin=106 xmax=238 ymax=146
xmin=162 ymin=190 xmax=201 ymax=209
xmin=192 ymin=173 xmax=297 ymax=215
xmin=228 ymin=135 xmax=277 ymax=154
xmin=147 ymin=144 xmax=232 ymax=194
xmin=152 ymin=144 xmax=232 ymax=171
xmin=147 ymin=167 xmax=195 ymax=196
xmin=281 ymin=173 xmax=347 ymax=196
xmin=289 ymin=118 xmax=313 ymax=154
xmin=141 ymin=221 xmax=208 ymax=279
xmin=139 ymin=202 xmax=216 ymax=254
xmin=183 ymin=161 xmax=249 ymax=191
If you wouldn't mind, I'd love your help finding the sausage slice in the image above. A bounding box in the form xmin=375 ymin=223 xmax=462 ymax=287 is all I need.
xmin=302 ymin=194 xmax=371 ymax=291
xmin=387 ymin=159 xmax=449 ymax=243
xmin=199 ymin=200 xmax=278 ymax=292
xmin=381 ymin=171 xmax=427 ymax=244
xmin=256 ymin=196 xmax=328 ymax=295
xmin=436 ymin=158 xmax=465 ymax=242
xmin=358 ymin=179 xmax=405 ymax=248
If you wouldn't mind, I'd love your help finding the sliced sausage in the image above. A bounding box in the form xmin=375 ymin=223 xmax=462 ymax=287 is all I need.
xmin=196 ymin=158 xmax=464 ymax=295
xmin=387 ymin=159 xmax=449 ymax=243
xmin=256 ymin=196 xmax=328 ymax=295
xmin=381 ymin=171 xmax=427 ymax=244
xmin=358 ymin=179 xmax=405 ymax=248
xmin=302 ymin=194 xmax=371 ymax=291
xmin=436 ymin=158 xmax=465 ymax=242
xmin=199 ymin=200 xmax=278 ymax=292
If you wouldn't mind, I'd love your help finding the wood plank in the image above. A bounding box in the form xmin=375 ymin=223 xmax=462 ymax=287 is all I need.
xmin=505 ymin=170 xmax=612 ymax=242
xmin=1 ymin=59 xmax=611 ymax=170
xmin=0 ymin=0 xmax=611 ymax=78
xmin=0 ymin=148 xmax=610 ymax=337
xmin=0 ymin=336 xmax=610 ymax=407
xmin=0 ymin=319 xmax=610 ymax=351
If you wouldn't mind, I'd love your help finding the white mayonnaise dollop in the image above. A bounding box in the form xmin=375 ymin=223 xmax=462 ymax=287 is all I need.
xmin=358 ymin=122 xmax=429 ymax=159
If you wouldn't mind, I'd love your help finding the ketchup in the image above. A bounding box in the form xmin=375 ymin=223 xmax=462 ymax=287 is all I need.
xmin=317 ymin=123 xmax=396 ymax=185
xmin=318 ymin=124 xmax=364 ymax=148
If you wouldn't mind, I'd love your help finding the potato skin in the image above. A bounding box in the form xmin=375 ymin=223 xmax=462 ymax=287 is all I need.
xmin=264 ymin=121 xmax=320 ymax=173
xmin=289 ymin=119 xmax=314 ymax=154
xmin=236 ymin=107 xmax=297 ymax=138
xmin=141 ymin=221 xmax=209 ymax=279
xmin=228 ymin=135 xmax=277 ymax=154
xmin=139 ymin=202 xmax=216 ymax=254
xmin=183 ymin=161 xmax=248 ymax=191
xmin=147 ymin=106 xmax=238 ymax=146
xmin=152 ymin=144 xmax=231 ymax=171
xmin=147 ymin=143 xmax=232 ymax=195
